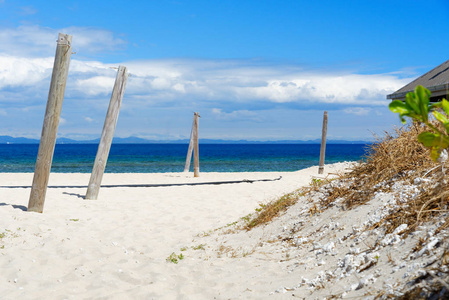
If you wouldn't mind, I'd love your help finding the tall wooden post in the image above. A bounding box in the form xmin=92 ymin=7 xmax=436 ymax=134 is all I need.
xmin=318 ymin=111 xmax=328 ymax=175
xmin=183 ymin=115 xmax=195 ymax=172
xmin=193 ymin=112 xmax=200 ymax=177
xmin=184 ymin=112 xmax=200 ymax=175
xmin=85 ymin=66 xmax=128 ymax=200
xmin=28 ymin=33 xmax=72 ymax=213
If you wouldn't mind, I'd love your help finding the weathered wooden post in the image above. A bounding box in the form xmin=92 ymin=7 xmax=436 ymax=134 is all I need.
xmin=85 ymin=66 xmax=128 ymax=200
xmin=193 ymin=112 xmax=200 ymax=177
xmin=184 ymin=112 xmax=200 ymax=175
xmin=318 ymin=111 xmax=328 ymax=175
xmin=28 ymin=33 xmax=72 ymax=213
xmin=183 ymin=114 xmax=195 ymax=172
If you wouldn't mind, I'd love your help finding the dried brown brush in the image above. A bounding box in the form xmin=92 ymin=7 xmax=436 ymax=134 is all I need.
xmin=323 ymin=122 xmax=449 ymax=239
xmin=244 ymin=191 xmax=298 ymax=230
xmin=326 ymin=123 xmax=436 ymax=210
xmin=373 ymin=182 xmax=449 ymax=238
xmin=245 ymin=179 xmax=331 ymax=230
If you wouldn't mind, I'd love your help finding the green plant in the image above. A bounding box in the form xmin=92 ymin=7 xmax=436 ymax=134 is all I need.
xmin=166 ymin=252 xmax=184 ymax=264
xmin=389 ymin=85 xmax=449 ymax=161
xmin=255 ymin=203 xmax=266 ymax=212
xmin=192 ymin=244 xmax=206 ymax=250
xmin=311 ymin=178 xmax=322 ymax=186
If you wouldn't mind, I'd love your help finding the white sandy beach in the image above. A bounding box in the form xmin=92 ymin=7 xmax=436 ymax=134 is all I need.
xmin=0 ymin=163 xmax=349 ymax=299
xmin=2 ymin=162 xmax=448 ymax=299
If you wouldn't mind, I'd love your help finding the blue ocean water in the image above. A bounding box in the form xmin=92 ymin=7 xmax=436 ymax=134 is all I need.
xmin=0 ymin=144 xmax=369 ymax=173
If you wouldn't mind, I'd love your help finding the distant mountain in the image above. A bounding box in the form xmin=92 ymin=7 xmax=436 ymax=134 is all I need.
xmin=0 ymin=135 xmax=371 ymax=144
xmin=0 ymin=135 xmax=39 ymax=144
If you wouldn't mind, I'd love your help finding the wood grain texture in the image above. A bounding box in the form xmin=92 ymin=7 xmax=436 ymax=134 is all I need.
xmin=85 ymin=66 xmax=128 ymax=200
xmin=28 ymin=33 xmax=73 ymax=213
xmin=318 ymin=111 xmax=328 ymax=175
xmin=193 ymin=112 xmax=200 ymax=177
xmin=183 ymin=114 xmax=195 ymax=172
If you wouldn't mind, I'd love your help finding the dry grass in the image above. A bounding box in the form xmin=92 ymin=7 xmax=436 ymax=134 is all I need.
xmin=395 ymin=281 xmax=449 ymax=300
xmin=244 ymin=191 xmax=299 ymax=230
xmin=326 ymin=123 xmax=435 ymax=210
xmin=322 ymin=123 xmax=449 ymax=238
xmin=247 ymin=122 xmax=449 ymax=239
xmin=244 ymin=179 xmax=331 ymax=230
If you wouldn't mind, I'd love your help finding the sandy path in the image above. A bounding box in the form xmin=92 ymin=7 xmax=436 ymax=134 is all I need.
xmin=0 ymin=163 xmax=349 ymax=299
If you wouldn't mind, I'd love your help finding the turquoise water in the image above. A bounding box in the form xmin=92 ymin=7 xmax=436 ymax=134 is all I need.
xmin=0 ymin=143 xmax=369 ymax=173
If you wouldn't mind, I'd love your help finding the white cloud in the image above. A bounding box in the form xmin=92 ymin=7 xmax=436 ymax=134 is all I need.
xmin=84 ymin=117 xmax=94 ymax=123
xmin=0 ymin=25 xmax=126 ymax=57
xmin=0 ymin=22 xmax=409 ymax=108
xmin=211 ymin=108 xmax=261 ymax=122
xmin=234 ymin=73 xmax=405 ymax=105
xmin=0 ymin=55 xmax=53 ymax=88
xmin=74 ymin=76 xmax=116 ymax=96
xmin=0 ymin=55 xmax=412 ymax=114
xmin=0 ymin=46 xmax=411 ymax=113
xmin=124 ymin=59 xmax=408 ymax=106
xmin=344 ymin=107 xmax=371 ymax=116
xmin=62 ymin=26 xmax=126 ymax=54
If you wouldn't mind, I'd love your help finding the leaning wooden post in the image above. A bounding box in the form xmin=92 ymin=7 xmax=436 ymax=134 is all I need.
xmin=85 ymin=66 xmax=128 ymax=200
xmin=193 ymin=112 xmax=200 ymax=177
xmin=318 ymin=111 xmax=328 ymax=175
xmin=183 ymin=115 xmax=196 ymax=172
xmin=28 ymin=33 xmax=72 ymax=213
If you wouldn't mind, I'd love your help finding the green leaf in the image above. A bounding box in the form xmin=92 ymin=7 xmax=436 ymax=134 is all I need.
xmin=431 ymin=147 xmax=441 ymax=161
xmin=419 ymin=132 xmax=449 ymax=161
xmin=389 ymin=100 xmax=410 ymax=114
xmin=389 ymin=100 xmax=412 ymax=123
xmin=442 ymin=98 xmax=449 ymax=116
xmin=444 ymin=123 xmax=449 ymax=135
xmin=405 ymin=92 xmax=420 ymax=114
xmin=433 ymin=110 xmax=449 ymax=125
xmin=418 ymin=132 xmax=437 ymax=147
xmin=415 ymin=85 xmax=431 ymax=122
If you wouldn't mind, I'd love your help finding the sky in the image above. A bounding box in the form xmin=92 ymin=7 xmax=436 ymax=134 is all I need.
xmin=0 ymin=0 xmax=448 ymax=142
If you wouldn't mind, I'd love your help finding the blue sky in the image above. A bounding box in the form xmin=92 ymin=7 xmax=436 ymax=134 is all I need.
xmin=0 ymin=0 xmax=448 ymax=141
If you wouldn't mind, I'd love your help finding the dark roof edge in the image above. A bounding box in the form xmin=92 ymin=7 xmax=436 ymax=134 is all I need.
xmin=386 ymin=59 xmax=449 ymax=100
xmin=387 ymin=83 xmax=449 ymax=100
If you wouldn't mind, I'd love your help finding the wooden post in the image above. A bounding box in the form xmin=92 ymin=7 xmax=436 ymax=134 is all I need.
xmin=193 ymin=112 xmax=200 ymax=177
xmin=184 ymin=112 xmax=200 ymax=174
xmin=85 ymin=66 xmax=128 ymax=200
xmin=318 ymin=111 xmax=328 ymax=175
xmin=183 ymin=115 xmax=195 ymax=172
xmin=28 ymin=33 xmax=72 ymax=213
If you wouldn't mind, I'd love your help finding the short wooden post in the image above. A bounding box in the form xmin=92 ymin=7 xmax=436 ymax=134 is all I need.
xmin=183 ymin=115 xmax=195 ymax=172
xmin=28 ymin=33 xmax=72 ymax=213
xmin=193 ymin=112 xmax=200 ymax=177
xmin=85 ymin=66 xmax=128 ymax=200
xmin=318 ymin=111 xmax=328 ymax=174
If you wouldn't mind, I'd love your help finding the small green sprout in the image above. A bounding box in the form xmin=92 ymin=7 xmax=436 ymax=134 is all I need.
xmin=192 ymin=244 xmax=206 ymax=250
xmin=166 ymin=252 xmax=185 ymax=264
xmin=255 ymin=203 xmax=266 ymax=212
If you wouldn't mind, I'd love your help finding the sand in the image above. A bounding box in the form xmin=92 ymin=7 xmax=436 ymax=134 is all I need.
xmin=0 ymin=163 xmax=351 ymax=299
